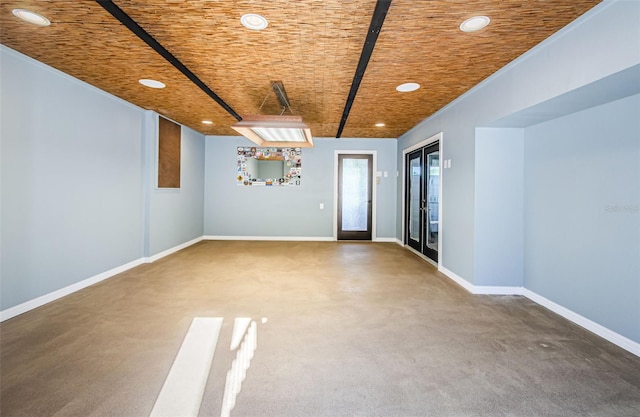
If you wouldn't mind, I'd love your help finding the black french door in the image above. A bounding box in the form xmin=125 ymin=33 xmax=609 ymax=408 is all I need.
xmin=406 ymin=142 xmax=439 ymax=262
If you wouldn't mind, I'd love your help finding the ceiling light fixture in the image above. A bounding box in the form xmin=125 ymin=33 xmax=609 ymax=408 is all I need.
xmin=396 ymin=82 xmax=420 ymax=92
xmin=241 ymin=13 xmax=268 ymax=31
xmin=202 ymin=120 xmax=213 ymax=125
xmin=12 ymin=9 xmax=50 ymax=26
xmin=460 ymin=16 xmax=490 ymax=32
xmin=232 ymin=115 xmax=313 ymax=148
xmin=139 ymin=79 xmax=166 ymax=89
xmin=375 ymin=123 xmax=385 ymax=127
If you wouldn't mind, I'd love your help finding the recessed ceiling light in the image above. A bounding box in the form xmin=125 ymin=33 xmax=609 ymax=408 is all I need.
xmin=396 ymin=83 xmax=420 ymax=92
xmin=202 ymin=120 xmax=213 ymax=125
xmin=460 ymin=16 xmax=490 ymax=32
xmin=12 ymin=9 xmax=50 ymax=26
xmin=139 ymin=79 xmax=166 ymax=89
xmin=375 ymin=123 xmax=385 ymax=127
xmin=241 ymin=13 xmax=268 ymax=31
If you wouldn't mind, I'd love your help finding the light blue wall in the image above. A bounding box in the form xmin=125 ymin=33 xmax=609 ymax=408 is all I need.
xmin=204 ymin=136 xmax=397 ymax=239
xmin=524 ymin=94 xmax=640 ymax=343
xmin=1 ymin=47 xmax=206 ymax=312
xmin=1 ymin=46 xmax=144 ymax=310
xmin=143 ymin=113 xmax=205 ymax=256
xmin=474 ymin=128 xmax=524 ymax=287
xmin=397 ymin=0 xmax=640 ymax=284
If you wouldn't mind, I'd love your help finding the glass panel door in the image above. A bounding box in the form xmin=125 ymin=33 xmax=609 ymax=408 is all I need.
xmin=425 ymin=148 xmax=439 ymax=257
xmin=338 ymin=154 xmax=373 ymax=240
xmin=405 ymin=142 xmax=439 ymax=262
xmin=406 ymin=150 xmax=422 ymax=252
xmin=341 ymin=158 xmax=369 ymax=231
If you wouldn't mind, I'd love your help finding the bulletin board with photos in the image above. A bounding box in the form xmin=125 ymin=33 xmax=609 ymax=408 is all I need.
xmin=236 ymin=147 xmax=302 ymax=186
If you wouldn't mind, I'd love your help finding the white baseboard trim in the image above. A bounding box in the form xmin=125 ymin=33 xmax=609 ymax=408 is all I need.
xmin=0 ymin=257 xmax=145 ymax=322
xmin=472 ymin=286 xmax=525 ymax=295
xmin=438 ymin=266 xmax=523 ymax=295
xmin=203 ymin=235 xmax=334 ymax=242
xmin=374 ymin=237 xmax=403 ymax=245
xmin=438 ymin=265 xmax=475 ymax=293
xmin=203 ymin=236 xmax=403 ymax=244
xmin=436 ymin=265 xmax=639 ymax=357
xmin=1 ymin=236 xmax=206 ymax=322
xmin=523 ymin=289 xmax=640 ymax=357
xmin=143 ymin=236 xmax=204 ymax=263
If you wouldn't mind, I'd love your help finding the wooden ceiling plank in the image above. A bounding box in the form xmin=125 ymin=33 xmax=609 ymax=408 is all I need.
xmin=1 ymin=0 xmax=602 ymax=138
xmin=97 ymin=0 xmax=242 ymax=121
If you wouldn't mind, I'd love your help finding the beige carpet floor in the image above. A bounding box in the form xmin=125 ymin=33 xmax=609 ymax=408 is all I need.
xmin=1 ymin=241 xmax=639 ymax=417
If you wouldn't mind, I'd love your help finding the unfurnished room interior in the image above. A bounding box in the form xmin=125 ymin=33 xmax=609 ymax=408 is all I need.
xmin=1 ymin=1 xmax=639 ymax=416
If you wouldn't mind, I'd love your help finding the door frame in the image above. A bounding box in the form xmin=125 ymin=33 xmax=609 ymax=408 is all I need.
xmin=333 ymin=150 xmax=377 ymax=241
xmin=401 ymin=132 xmax=443 ymax=267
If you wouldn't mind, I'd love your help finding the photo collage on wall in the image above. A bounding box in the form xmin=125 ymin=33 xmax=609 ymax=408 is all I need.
xmin=236 ymin=147 xmax=302 ymax=186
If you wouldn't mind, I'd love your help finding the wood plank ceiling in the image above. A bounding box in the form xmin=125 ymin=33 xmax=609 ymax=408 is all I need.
xmin=0 ymin=0 xmax=601 ymax=139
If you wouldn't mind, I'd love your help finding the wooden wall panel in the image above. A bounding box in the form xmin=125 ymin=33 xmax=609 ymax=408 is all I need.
xmin=158 ymin=117 xmax=181 ymax=188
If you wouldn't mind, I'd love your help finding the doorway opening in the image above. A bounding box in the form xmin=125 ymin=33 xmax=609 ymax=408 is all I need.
xmin=335 ymin=152 xmax=375 ymax=240
xmin=403 ymin=135 xmax=441 ymax=263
